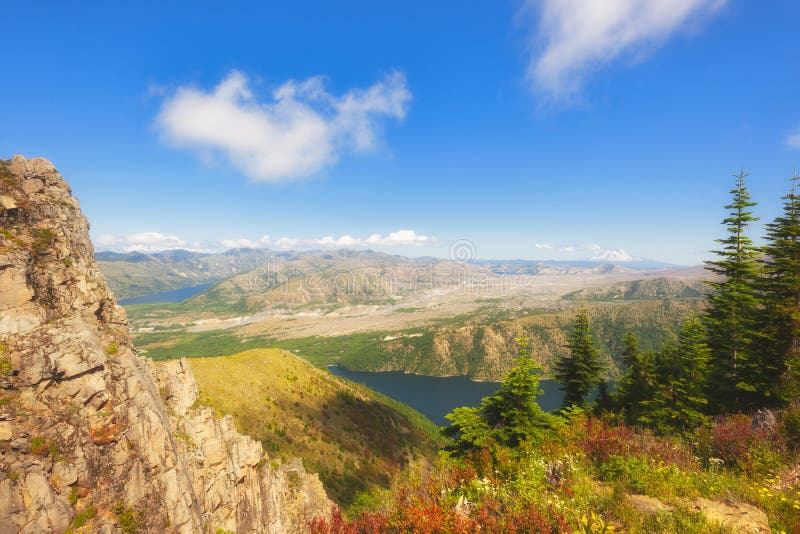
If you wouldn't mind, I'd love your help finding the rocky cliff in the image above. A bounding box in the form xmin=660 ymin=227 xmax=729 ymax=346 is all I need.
xmin=0 ymin=155 xmax=330 ymax=532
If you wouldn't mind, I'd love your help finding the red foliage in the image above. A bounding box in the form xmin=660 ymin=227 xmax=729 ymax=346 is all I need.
xmin=580 ymin=418 xmax=638 ymax=463
xmin=704 ymin=413 xmax=784 ymax=469
xmin=578 ymin=417 xmax=695 ymax=468
xmin=310 ymin=502 xmax=568 ymax=534
xmin=308 ymin=462 xmax=570 ymax=534
xmin=709 ymin=414 xmax=757 ymax=463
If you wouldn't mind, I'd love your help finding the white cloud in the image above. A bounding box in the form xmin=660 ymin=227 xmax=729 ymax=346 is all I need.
xmin=95 ymin=229 xmax=436 ymax=254
xmin=523 ymin=0 xmax=726 ymax=102
xmin=220 ymin=235 xmax=271 ymax=249
xmin=155 ymin=70 xmax=411 ymax=181
xmin=94 ymin=232 xmax=192 ymax=253
xmin=534 ymin=242 xmax=577 ymax=253
xmin=786 ymin=126 xmax=800 ymax=148
xmin=272 ymin=230 xmax=436 ymax=250
xmin=366 ymin=230 xmax=435 ymax=246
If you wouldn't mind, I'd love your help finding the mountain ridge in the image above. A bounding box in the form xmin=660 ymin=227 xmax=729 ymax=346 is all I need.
xmin=96 ymin=246 xmax=696 ymax=301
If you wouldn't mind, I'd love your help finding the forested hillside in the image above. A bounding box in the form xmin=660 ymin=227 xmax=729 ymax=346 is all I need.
xmin=268 ymin=299 xmax=704 ymax=380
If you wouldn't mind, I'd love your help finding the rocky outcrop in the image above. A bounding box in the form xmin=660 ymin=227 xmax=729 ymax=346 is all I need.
xmin=152 ymin=359 xmax=330 ymax=533
xmin=691 ymin=498 xmax=770 ymax=533
xmin=0 ymin=155 xmax=330 ymax=532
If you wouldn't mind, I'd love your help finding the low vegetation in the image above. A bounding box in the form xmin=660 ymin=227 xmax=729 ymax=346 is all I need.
xmin=133 ymin=329 xmax=274 ymax=360
xmin=186 ymin=348 xmax=440 ymax=505
xmin=310 ymin=339 xmax=800 ymax=532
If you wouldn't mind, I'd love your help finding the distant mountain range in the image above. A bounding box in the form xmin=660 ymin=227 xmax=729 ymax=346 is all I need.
xmin=97 ymin=247 xmax=694 ymax=300
xmin=479 ymin=258 xmax=685 ymax=271
xmin=97 ymin=248 xmax=279 ymax=299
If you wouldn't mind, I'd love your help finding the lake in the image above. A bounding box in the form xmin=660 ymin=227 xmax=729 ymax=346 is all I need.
xmin=118 ymin=282 xmax=215 ymax=305
xmin=327 ymin=365 xmax=564 ymax=426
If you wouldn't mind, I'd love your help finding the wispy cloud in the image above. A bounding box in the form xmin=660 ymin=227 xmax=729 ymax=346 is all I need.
xmin=220 ymin=235 xmax=272 ymax=249
xmin=786 ymin=126 xmax=800 ymax=148
xmin=272 ymin=230 xmax=436 ymax=250
xmin=522 ymin=0 xmax=727 ymax=103
xmin=94 ymin=232 xmax=205 ymax=253
xmin=155 ymin=70 xmax=411 ymax=182
xmin=95 ymin=230 xmax=436 ymax=253
xmin=535 ymin=242 xmax=576 ymax=253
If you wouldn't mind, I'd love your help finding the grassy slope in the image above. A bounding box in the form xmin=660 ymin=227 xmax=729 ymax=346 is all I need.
xmin=185 ymin=348 xmax=440 ymax=506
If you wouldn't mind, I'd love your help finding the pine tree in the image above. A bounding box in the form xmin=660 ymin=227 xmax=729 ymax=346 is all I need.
xmin=443 ymin=337 xmax=555 ymax=452
xmin=759 ymin=171 xmax=800 ymax=405
xmin=555 ymin=306 xmax=605 ymax=408
xmin=639 ymin=318 xmax=711 ymax=434
xmin=613 ymin=333 xmax=655 ymax=424
xmin=704 ymin=170 xmax=762 ymax=412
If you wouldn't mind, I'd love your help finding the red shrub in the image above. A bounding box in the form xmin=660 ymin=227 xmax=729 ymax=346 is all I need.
xmin=700 ymin=413 xmax=785 ymax=473
xmin=309 ymin=465 xmax=571 ymax=534
xmin=709 ymin=414 xmax=757 ymax=464
xmin=580 ymin=418 xmax=638 ymax=463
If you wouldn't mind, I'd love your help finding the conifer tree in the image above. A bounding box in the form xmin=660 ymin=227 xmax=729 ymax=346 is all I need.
xmin=555 ymin=306 xmax=605 ymax=408
xmin=443 ymin=337 xmax=554 ymax=453
xmin=639 ymin=318 xmax=710 ymax=433
xmin=613 ymin=333 xmax=655 ymax=424
xmin=704 ymin=171 xmax=761 ymax=412
xmin=759 ymin=172 xmax=800 ymax=404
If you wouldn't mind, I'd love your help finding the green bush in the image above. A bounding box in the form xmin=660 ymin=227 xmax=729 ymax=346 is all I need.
xmin=780 ymin=402 xmax=800 ymax=450
xmin=0 ymin=355 xmax=11 ymax=376
xmin=598 ymin=455 xmax=649 ymax=493
xmin=32 ymin=228 xmax=55 ymax=254
xmin=744 ymin=441 xmax=785 ymax=477
xmin=0 ymin=343 xmax=11 ymax=377
xmin=113 ymin=502 xmax=139 ymax=533
xmin=30 ymin=436 xmax=46 ymax=455
xmin=70 ymin=504 xmax=96 ymax=528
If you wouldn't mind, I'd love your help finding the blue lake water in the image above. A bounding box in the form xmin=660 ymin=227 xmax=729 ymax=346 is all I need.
xmin=118 ymin=282 xmax=215 ymax=306
xmin=327 ymin=365 xmax=564 ymax=426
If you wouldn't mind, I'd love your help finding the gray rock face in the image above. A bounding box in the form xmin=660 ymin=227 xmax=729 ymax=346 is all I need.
xmin=152 ymin=359 xmax=331 ymax=533
xmin=0 ymin=155 xmax=330 ymax=532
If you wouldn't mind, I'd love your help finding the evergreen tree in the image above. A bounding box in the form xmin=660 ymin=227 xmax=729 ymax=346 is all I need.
xmin=759 ymin=172 xmax=800 ymax=404
xmin=613 ymin=333 xmax=655 ymax=424
xmin=555 ymin=306 xmax=606 ymax=408
xmin=639 ymin=318 xmax=711 ymax=434
xmin=443 ymin=337 xmax=555 ymax=453
xmin=704 ymin=170 xmax=762 ymax=412
xmin=593 ymin=380 xmax=615 ymax=415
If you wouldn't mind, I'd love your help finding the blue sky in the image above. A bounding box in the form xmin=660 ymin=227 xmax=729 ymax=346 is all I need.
xmin=2 ymin=1 xmax=799 ymax=265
